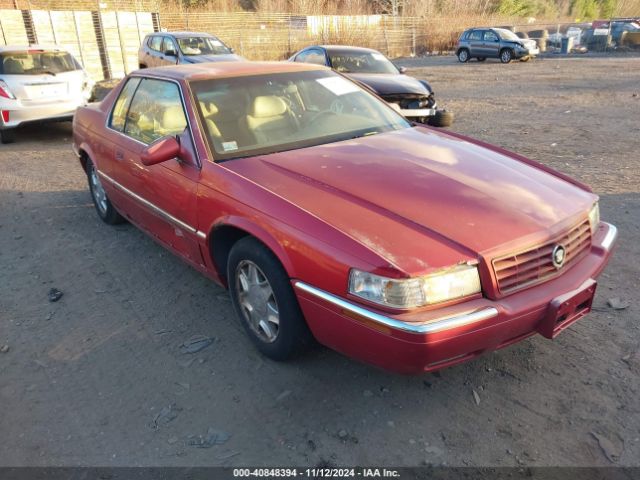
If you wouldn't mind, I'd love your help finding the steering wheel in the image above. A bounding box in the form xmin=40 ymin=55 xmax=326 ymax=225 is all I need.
xmin=307 ymin=109 xmax=336 ymax=124
xmin=330 ymin=99 xmax=345 ymax=114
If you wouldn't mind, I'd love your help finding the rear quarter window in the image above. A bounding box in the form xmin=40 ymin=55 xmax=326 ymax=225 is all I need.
xmin=0 ymin=50 xmax=81 ymax=75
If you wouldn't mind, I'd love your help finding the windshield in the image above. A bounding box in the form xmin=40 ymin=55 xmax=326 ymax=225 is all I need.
xmin=0 ymin=50 xmax=81 ymax=75
xmin=328 ymin=50 xmax=399 ymax=74
xmin=495 ymin=29 xmax=521 ymax=41
xmin=191 ymin=69 xmax=410 ymax=161
xmin=176 ymin=36 xmax=232 ymax=56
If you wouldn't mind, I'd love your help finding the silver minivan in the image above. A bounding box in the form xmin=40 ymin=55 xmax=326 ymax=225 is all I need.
xmin=0 ymin=46 xmax=93 ymax=143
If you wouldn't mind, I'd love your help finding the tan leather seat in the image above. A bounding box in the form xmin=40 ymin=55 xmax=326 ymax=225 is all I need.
xmin=3 ymin=57 xmax=24 ymax=74
xmin=202 ymin=99 xmax=253 ymax=151
xmin=246 ymin=96 xmax=296 ymax=145
xmin=156 ymin=105 xmax=187 ymax=137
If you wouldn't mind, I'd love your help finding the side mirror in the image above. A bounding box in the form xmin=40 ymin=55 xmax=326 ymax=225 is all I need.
xmin=164 ymin=49 xmax=176 ymax=57
xmin=229 ymin=47 xmax=235 ymax=53
xmin=495 ymin=38 xmax=500 ymax=42
xmin=398 ymin=66 xmax=407 ymax=74
xmin=141 ymin=136 xmax=180 ymax=166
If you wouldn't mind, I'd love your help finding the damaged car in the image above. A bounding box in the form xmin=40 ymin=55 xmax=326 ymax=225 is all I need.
xmin=289 ymin=45 xmax=452 ymax=127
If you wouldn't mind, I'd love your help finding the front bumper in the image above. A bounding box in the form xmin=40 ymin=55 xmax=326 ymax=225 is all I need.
xmin=400 ymin=107 xmax=437 ymax=119
xmin=0 ymin=96 xmax=87 ymax=129
xmin=294 ymin=222 xmax=617 ymax=374
xmin=516 ymin=47 xmax=540 ymax=58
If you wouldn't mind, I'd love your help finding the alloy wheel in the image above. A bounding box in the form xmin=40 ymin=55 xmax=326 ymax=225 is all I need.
xmin=235 ymin=260 xmax=280 ymax=343
xmin=90 ymin=168 xmax=108 ymax=215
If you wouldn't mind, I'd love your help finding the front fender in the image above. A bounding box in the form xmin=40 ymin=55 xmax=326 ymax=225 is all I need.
xmin=208 ymin=215 xmax=296 ymax=278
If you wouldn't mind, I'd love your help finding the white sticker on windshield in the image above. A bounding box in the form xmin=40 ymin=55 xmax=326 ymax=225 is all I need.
xmin=316 ymin=77 xmax=360 ymax=96
xmin=372 ymin=53 xmax=386 ymax=61
xmin=222 ymin=141 xmax=238 ymax=151
xmin=212 ymin=40 xmax=223 ymax=46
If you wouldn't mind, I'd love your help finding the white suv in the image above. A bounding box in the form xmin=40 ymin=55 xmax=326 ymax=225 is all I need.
xmin=0 ymin=46 xmax=94 ymax=144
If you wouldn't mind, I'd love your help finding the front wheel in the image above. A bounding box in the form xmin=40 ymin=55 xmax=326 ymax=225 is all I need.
xmin=457 ymin=49 xmax=469 ymax=63
xmin=500 ymin=49 xmax=513 ymax=63
xmin=427 ymin=110 xmax=454 ymax=128
xmin=0 ymin=129 xmax=16 ymax=144
xmin=87 ymin=160 xmax=125 ymax=224
xmin=227 ymin=237 xmax=313 ymax=361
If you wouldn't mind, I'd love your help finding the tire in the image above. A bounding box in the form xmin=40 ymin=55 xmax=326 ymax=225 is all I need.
xmin=0 ymin=129 xmax=16 ymax=144
xmin=500 ymin=48 xmax=513 ymax=63
xmin=427 ymin=110 xmax=454 ymax=128
xmin=227 ymin=237 xmax=313 ymax=361
xmin=457 ymin=49 xmax=469 ymax=63
xmin=86 ymin=160 xmax=125 ymax=225
xmin=477 ymin=57 xmax=486 ymax=62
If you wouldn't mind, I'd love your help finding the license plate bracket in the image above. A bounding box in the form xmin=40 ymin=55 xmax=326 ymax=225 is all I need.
xmin=539 ymin=279 xmax=597 ymax=339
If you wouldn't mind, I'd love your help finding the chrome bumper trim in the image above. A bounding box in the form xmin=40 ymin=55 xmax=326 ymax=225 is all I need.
xmin=97 ymin=170 xmax=200 ymax=236
xmin=601 ymin=222 xmax=618 ymax=251
xmin=294 ymin=281 xmax=498 ymax=334
xmin=400 ymin=107 xmax=436 ymax=117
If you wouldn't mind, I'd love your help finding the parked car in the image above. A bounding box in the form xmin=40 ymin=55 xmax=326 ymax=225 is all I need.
xmin=72 ymin=61 xmax=617 ymax=374
xmin=138 ymin=32 xmax=242 ymax=69
xmin=289 ymin=45 xmax=452 ymax=127
xmin=457 ymin=28 xmax=540 ymax=63
xmin=0 ymin=45 xmax=93 ymax=144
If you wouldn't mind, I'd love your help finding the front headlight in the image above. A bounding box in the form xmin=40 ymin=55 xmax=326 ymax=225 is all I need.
xmin=588 ymin=202 xmax=600 ymax=233
xmin=349 ymin=265 xmax=481 ymax=309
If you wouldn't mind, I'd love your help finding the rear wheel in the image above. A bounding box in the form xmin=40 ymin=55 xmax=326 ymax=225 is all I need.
xmin=500 ymin=48 xmax=513 ymax=63
xmin=0 ymin=129 xmax=16 ymax=144
xmin=87 ymin=160 xmax=125 ymax=224
xmin=457 ymin=49 xmax=470 ymax=63
xmin=227 ymin=237 xmax=313 ymax=361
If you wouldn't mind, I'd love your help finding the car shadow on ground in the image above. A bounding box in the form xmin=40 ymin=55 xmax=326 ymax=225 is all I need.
xmin=1 ymin=121 xmax=73 ymax=149
xmin=1 ymin=178 xmax=637 ymax=465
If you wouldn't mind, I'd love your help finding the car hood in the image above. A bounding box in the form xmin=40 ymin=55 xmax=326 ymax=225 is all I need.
xmin=224 ymin=127 xmax=595 ymax=273
xmin=345 ymin=73 xmax=430 ymax=96
xmin=182 ymin=53 xmax=243 ymax=63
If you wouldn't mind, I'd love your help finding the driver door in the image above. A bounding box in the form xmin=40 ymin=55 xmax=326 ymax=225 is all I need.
xmin=109 ymin=77 xmax=203 ymax=266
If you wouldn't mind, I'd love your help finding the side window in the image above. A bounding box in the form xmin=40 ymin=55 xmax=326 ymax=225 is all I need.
xmin=110 ymin=77 xmax=141 ymax=133
xmin=484 ymin=31 xmax=499 ymax=42
xmin=468 ymin=30 xmax=482 ymax=41
xmin=149 ymin=36 xmax=163 ymax=52
xmin=124 ymin=78 xmax=187 ymax=145
xmin=295 ymin=49 xmax=326 ymax=66
xmin=162 ymin=37 xmax=177 ymax=54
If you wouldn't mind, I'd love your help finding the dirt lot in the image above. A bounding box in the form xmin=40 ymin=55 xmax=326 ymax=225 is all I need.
xmin=1 ymin=55 xmax=639 ymax=468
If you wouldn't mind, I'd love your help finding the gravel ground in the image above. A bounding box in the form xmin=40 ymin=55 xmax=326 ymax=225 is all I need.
xmin=0 ymin=55 xmax=639 ymax=468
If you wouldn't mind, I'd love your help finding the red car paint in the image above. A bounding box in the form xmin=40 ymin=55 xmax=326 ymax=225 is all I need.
xmin=72 ymin=62 xmax=617 ymax=373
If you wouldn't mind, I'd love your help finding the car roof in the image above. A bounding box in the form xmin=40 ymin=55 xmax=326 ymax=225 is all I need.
xmin=132 ymin=60 xmax=327 ymax=81
xmin=0 ymin=45 xmax=70 ymax=53
xmin=146 ymin=31 xmax=217 ymax=38
xmin=317 ymin=45 xmax=382 ymax=54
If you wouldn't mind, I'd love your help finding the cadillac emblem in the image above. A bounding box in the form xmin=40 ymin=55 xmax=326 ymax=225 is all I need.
xmin=551 ymin=244 xmax=566 ymax=269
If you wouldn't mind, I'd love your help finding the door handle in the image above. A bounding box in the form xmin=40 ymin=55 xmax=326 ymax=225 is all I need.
xmin=115 ymin=150 xmax=124 ymax=161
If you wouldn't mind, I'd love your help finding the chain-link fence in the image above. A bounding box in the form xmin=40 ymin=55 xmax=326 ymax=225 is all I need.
xmin=1 ymin=1 xmax=638 ymax=82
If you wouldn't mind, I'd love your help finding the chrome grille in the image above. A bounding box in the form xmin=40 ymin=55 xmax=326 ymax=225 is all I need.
xmin=493 ymin=219 xmax=592 ymax=295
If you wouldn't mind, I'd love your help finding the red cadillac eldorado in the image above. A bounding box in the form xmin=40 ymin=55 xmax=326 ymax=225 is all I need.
xmin=72 ymin=61 xmax=617 ymax=374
